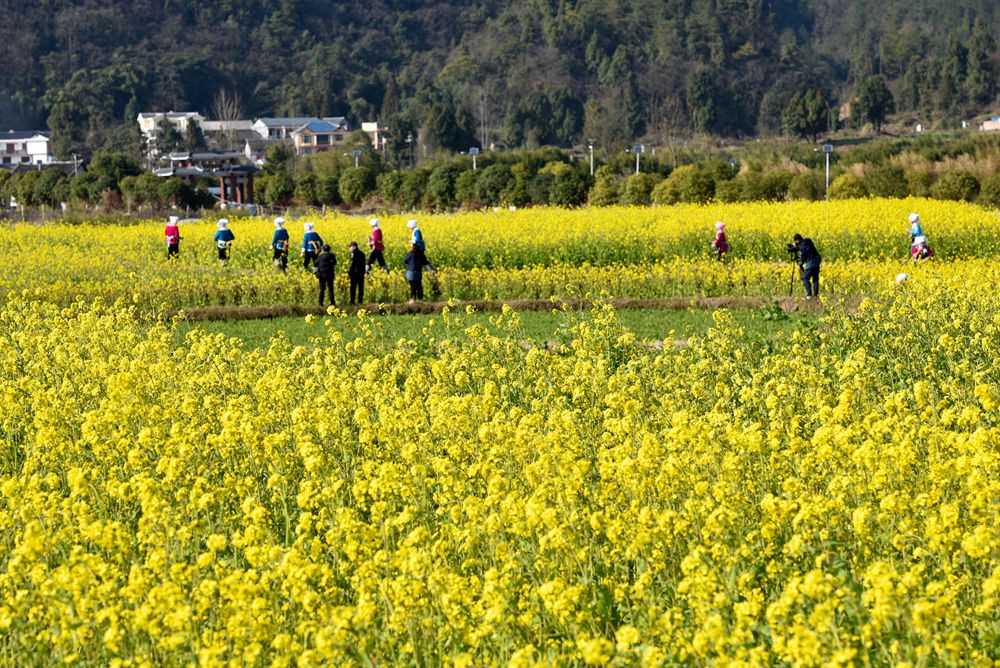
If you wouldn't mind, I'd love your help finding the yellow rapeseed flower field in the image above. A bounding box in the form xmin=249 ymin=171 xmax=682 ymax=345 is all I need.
xmin=1 ymin=199 xmax=998 ymax=665
xmin=0 ymin=198 xmax=997 ymax=310
xmin=1 ymin=278 xmax=999 ymax=664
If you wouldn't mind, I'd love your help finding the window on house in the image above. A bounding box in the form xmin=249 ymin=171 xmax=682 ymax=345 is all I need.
xmin=316 ymin=135 xmax=329 ymax=145
xmin=5 ymin=144 xmax=13 ymax=153
xmin=2 ymin=157 xmax=10 ymax=164
xmin=301 ymin=135 xmax=312 ymax=144
xmin=20 ymin=156 xmax=29 ymax=162
xmin=334 ymin=134 xmax=343 ymax=141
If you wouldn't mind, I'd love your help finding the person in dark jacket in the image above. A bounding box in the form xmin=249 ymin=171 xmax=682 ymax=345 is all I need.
xmin=403 ymin=243 xmax=433 ymax=301
xmin=347 ymin=241 xmax=366 ymax=305
xmin=793 ymin=233 xmax=821 ymax=298
xmin=313 ymin=244 xmax=337 ymax=306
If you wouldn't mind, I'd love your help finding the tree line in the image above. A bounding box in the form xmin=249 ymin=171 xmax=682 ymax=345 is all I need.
xmin=8 ymin=132 xmax=1000 ymax=215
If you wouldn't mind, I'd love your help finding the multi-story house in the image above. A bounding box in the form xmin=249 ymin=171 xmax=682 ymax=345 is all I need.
xmin=1 ymin=131 xmax=52 ymax=168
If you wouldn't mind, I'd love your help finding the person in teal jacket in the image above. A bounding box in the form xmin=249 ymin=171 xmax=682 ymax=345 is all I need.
xmin=301 ymin=222 xmax=323 ymax=271
xmin=213 ymin=219 xmax=235 ymax=263
xmin=270 ymin=217 xmax=290 ymax=272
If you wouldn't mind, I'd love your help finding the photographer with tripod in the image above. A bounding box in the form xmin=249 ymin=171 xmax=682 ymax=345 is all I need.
xmin=789 ymin=233 xmax=822 ymax=299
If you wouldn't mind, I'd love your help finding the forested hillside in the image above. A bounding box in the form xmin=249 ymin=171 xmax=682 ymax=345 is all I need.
xmin=2 ymin=0 xmax=998 ymax=159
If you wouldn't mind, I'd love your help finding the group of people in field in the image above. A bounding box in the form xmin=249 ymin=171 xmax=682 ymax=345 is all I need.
xmin=710 ymin=212 xmax=934 ymax=298
xmin=164 ymin=215 xmax=433 ymax=306
xmin=164 ymin=209 xmax=935 ymax=305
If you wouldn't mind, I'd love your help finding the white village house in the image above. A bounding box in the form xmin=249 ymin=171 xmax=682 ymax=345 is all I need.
xmin=1 ymin=130 xmax=53 ymax=168
xmin=136 ymin=112 xmax=205 ymax=138
xmin=252 ymin=116 xmax=349 ymax=140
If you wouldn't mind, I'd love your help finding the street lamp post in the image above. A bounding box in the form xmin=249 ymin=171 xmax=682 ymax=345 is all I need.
xmin=822 ymin=144 xmax=833 ymax=196
xmin=353 ymin=149 xmax=362 ymax=168
xmin=469 ymin=147 xmax=479 ymax=171
xmin=588 ymin=141 xmax=595 ymax=176
xmin=632 ymin=145 xmax=645 ymax=175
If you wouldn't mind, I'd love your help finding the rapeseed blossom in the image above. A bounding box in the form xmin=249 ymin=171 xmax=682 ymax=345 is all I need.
xmin=0 ymin=270 xmax=998 ymax=663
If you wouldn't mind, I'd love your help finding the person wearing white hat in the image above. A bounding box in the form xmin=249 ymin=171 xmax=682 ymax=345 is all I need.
xmin=710 ymin=221 xmax=728 ymax=262
xmin=214 ymin=219 xmax=235 ymax=263
xmin=367 ymin=218 xmax=388 ymax=272
xmin=270 ymin=217 xmax=290 ymax=272
xmin=407 ymin=219 xmax=426 ymax=252
xmin=908 ymin=213 xmax=924 ymax=253
xmin=165 ymin=215 xmax=182 ymax=259
xmin=301 ymin=221 xmax=323 ymax=271
xmin=910 ymin=235 xmax=933 ymax=262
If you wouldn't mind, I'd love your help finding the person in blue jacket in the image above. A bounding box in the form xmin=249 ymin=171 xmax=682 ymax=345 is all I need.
xmin=301 ymin=222 xmax=323 ymax=271
xmin=270 ymin=217 xmax=290 ymax=272
xmin=214 ymin=219 xmax=235 ymax=264
xmin=407 ymin=219 xmax=426 ymax=252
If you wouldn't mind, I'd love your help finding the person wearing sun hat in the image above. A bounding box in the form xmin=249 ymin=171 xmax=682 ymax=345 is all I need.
xmin=910 ymin=235 xmax=934 ymax=262
xmin=407 ymin=219 xmax=426 ymax=253
xmin=367 ymin=218 xmax=388 ymax=272
xmin=301 ymin=221 xmax=323 ymax=271
xmin=907 ymin=212 xmax=924 ymax=254
xmin=710 ymin=221 xmax=729 ymax=261
xmin=213 ymin=218 xmax=235 ymax=263
xmin=165 ymin=215 xmax=182 ymax=259
xmin=270 ymin=217 xmax=290 ymax=272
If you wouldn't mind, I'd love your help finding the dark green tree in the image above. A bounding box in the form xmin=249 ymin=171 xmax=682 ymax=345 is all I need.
xmin=184 ymin=119 xmax=207 ymax=152
xmin=338 ymin=167 xmax=375 ymax=206
xmin=965 ymin=18 xmax=995 ymax=108
xmin=685 ymin=71 xmax=719 ymax=134
xmin=855 ymin=76 xmax=894 ymax=131
xmin=156 ymin=117 xmax=183 ymax=155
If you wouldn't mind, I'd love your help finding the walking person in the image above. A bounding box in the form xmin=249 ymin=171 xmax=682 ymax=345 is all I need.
xmin=301 ymin=222 xmax=323 ymax=271
xmin=165 ymin=215 xmax=182 ymax=259
xmin=367 ymin=218 xmax=388 ymax=272
xmin=711 ymin=221 xmax=729 ymax=262
xmin=408 ymin=219 xmax=425 ymax=252
xmin=214 ymin=219 xmax=234 ymax=264
xmin=314 ymin=244 xmax=337 ymax=307
xmin=347 ymin=241 xmax=366 ymax=305
xmin=908 ymin=213 xmax=923 ymax=252
xmin=403 ymin=243 xmax=433 ymax=302
xmin=792 ymin=233 xmax=821 ymax=299
xmin=270 ymin=217 xmax=289 ymax=272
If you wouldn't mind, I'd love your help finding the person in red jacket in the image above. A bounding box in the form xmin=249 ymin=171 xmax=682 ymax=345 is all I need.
xmin=911 ymin=236 xmax=934 ymax=262
xmin=367 ymin=218 xmax=388 ymax=272
xmin=711 ymin=221 xmax=729 ymax=261
xmin=164 ymin=215 xmax=181 ymax=258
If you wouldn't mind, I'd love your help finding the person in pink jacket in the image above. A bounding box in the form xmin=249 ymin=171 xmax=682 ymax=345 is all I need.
xmin=165 ymin=215 xmax=182 ymax=258
xmin=711 ymin=221 xmax=729 ymax=261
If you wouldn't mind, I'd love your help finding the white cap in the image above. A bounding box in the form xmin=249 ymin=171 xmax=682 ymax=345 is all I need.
xmin=369 ymin=218 xmax=380 ymax=227
xmin=168 ymin=215 xmax=179 ymax=225
xmin=303 ymin=222 xmax=314 ymax=231
xmin=274 ymin=217 xmax=285 ymax=227
xmin=217 ymin=219 xmax=229 ymax=228
xmin=714 ymin=221 xmax=725 ymax=230
xmin=914 ymin=235 xmax=926 ymax=245
xmin=896 ymin=273 xmax=909 ymax=283
xmin=908 ymin=213 xmax=920 ymax=223
xmin=407 ymin=219 xmax=418 ymax=229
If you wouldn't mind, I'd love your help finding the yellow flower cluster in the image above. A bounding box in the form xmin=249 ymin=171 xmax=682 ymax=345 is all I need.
xmin=0 ymin=198 xmax=996 ymax=310
xmin=1 ymin=271 xmax=998 ymax=664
